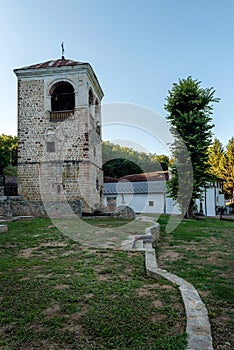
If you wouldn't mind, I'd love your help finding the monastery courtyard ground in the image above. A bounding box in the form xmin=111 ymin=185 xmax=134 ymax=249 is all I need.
xmin=0 ymin=215 xmax=233 ymax=350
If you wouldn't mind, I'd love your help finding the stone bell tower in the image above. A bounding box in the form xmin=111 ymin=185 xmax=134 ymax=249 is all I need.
xmin=14 ymin=55 xmax=104 ymax=213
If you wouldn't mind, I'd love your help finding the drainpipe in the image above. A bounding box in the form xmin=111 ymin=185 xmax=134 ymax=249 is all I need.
xmin=163 ymin=193 xmax=166 ymax=214
xmin=214 ymin=183 xmax=217 ymax=215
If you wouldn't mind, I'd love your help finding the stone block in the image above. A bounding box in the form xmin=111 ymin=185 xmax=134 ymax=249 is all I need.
xmin=0 ymin=225 xmax=8 ymax=233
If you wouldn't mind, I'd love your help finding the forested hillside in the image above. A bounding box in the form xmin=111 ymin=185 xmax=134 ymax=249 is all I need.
xmin=102 ymin=141 xmax=170 ymax=178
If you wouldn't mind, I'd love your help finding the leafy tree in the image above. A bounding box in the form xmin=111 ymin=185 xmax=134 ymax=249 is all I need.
xmin=102 ymin=141 xmax=170 ymax=178
xmin=0 ymin=134 xmax=17 ymax=174
xmin=103 ymin=158 xmax=142 ymax=178
xmin=3 ymin=165 xmax=17 ymax=176
xmin=165 ymin=77 xmax=219 ymax=217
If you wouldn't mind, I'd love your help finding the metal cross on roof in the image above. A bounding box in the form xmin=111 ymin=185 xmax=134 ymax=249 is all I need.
xmin=61 ymin=42 xmax=65 ymax=59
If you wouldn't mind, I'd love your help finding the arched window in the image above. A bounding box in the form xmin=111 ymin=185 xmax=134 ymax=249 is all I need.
xmin=95 ymin=99 xmax=100 ymax=116
xmin=89 ymin=88 xmax=94 ymax=106
xmin=51 ymin=82 xmax=75 ymax=112
xmin=96 ymin=121 xmax=101 ymax=135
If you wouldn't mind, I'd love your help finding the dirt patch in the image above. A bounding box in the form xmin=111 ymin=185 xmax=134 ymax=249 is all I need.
xmin=61 ymin=250 xmax=79 ymax=257
xmin=62 ymin=322 xmax=84 ymax=334
xmin=18 ymin=241 xmax=68 ymax=258
xmin=160 ymin=284 xmax=175 ymax=290
xmin=28 ymin=322 xmax=46 ymax=333
xmin=37 ymin=273 xmax=55 ymax=279
xmin=40 ymin=241 xmax=68 ymax=248
xmin=97 ymin=273 xmax=112 ymax=281
xmin=153 ymin=300 xmax=163 ymax=308
xmin=150 ymin=312 xmax=166 ymax=323
xmin=18 ymin=247 xmax=38 ymax=258
xmin=61 ymin=311 xmax=89 ymax=344
xmin=118 ymin=274 xmax=133 ymax=281
xmin=17 ymin=341 xmax=61 ymax=350
xmin=199 ymin=252 xmax=231 ymax=266
xmin=159 ymin=250 xmax=181 ymax=261
xmin=42 ymin=304 xmax=60 ymax=316
xmin=137 ymin=288 xmax=154 ymax=297
xmin=0 ymin=322 xmax=17 ymax=337
xmin=212 ymin=314 xmax=234 ymax=350
xmin=53 ymin=284 xmax=70 ymax=290
xmin=137 ymin=283 xmax=176 ymax=297
xmin=85 ymin=293 xmax=94 ymax=299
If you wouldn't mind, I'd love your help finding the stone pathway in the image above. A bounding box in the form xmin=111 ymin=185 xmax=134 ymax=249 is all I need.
xmin=121 ymin=217 xmax=214 ymax=350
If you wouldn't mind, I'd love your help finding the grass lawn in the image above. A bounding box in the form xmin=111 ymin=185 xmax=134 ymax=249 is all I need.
xmin=0 ymin=218 xmax=187 ymax=350
xmin=156 ymin=215 xmax=234 ymax=350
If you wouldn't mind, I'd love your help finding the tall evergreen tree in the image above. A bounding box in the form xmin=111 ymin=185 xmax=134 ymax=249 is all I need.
xmin=208 ymin=137 xmax=234 ymax=202
xmin=223 ymin=137 xmax=234 ymax=202
xmin=207 ymin=138 xmax=224 ymax=179
xmin=165 ymin=77 xmax=219 ymax=217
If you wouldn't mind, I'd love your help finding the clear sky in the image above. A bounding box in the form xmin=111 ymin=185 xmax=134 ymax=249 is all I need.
xmin=1 ymin=0 xmax=233 ymax=155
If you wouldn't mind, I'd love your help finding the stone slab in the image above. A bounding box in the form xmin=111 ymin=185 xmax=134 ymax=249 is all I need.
xmin=0 ymin=225 xmax=8 ymax=233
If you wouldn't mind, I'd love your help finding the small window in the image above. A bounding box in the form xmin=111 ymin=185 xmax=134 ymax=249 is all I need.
xmin=149 ymin=200 xmax=154 ymax=207
xmin=47 ymin=141 xmax=55 ymax=153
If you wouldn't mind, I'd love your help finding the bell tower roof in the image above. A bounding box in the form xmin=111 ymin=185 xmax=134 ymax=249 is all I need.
xmin=14 ymin=57 xmax=104 ymax=99
xmin=15 ymin=58 xmax=85 ymax=70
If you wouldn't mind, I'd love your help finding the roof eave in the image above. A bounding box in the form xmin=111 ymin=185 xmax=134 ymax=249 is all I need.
xmin=14 ymin=62 xmax=104 ymax=99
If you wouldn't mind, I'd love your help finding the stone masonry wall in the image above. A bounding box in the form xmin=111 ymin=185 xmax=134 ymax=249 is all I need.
xmin=0 ymin=196 xmax=82 ymax=218
xmin=17 ymin=67 xmax=103 ymax=214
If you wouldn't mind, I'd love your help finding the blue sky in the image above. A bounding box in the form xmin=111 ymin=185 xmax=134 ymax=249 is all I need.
xmin=1 ymin=0 xmax=233 ymax=155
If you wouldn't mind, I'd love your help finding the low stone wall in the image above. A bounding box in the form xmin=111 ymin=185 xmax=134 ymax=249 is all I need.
xmin=0 ymin=196 xmax=82 ymax=218
xmin=145 ymin=223 xmax=160 ymax=244
xmin=136 ymin=216 xmax=160 ymax=244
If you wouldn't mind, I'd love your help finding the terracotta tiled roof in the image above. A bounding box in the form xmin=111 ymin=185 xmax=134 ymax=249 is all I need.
xmin=119 ymin=171 xmax=169 ymax=182
xmin=104 ymin=172 xmax=169 ymax=183
xmin=17 ymin=58 xmax=85 ymax=70
xmin=104 ymin=171 xmax=168 ymax=194
xmin=104 ymin=177 xmax=118 ymax=183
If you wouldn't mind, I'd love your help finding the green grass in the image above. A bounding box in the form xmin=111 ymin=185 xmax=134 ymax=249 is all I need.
xmin=156 ymin=215 xmax=234 ymax=350
xmin=0 ymin=218 xmax=187 ymax=350
xmin=46 ymin=216 xmax=153 ymax=248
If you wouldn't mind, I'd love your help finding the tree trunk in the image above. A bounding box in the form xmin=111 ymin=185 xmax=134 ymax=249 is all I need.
xmin=185 ymin=200 xmax=195 ymax=219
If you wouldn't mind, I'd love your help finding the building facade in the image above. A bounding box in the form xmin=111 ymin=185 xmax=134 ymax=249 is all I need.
xmin=14 ymin=57 xmax=104 ymax=213
xmin=104 ymin=172 xmax=180 ymax=215
xmin=104 ymin=172 xmax=224 ymax=217
xmin=195 ymin=181 xmax=225 ymax=216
